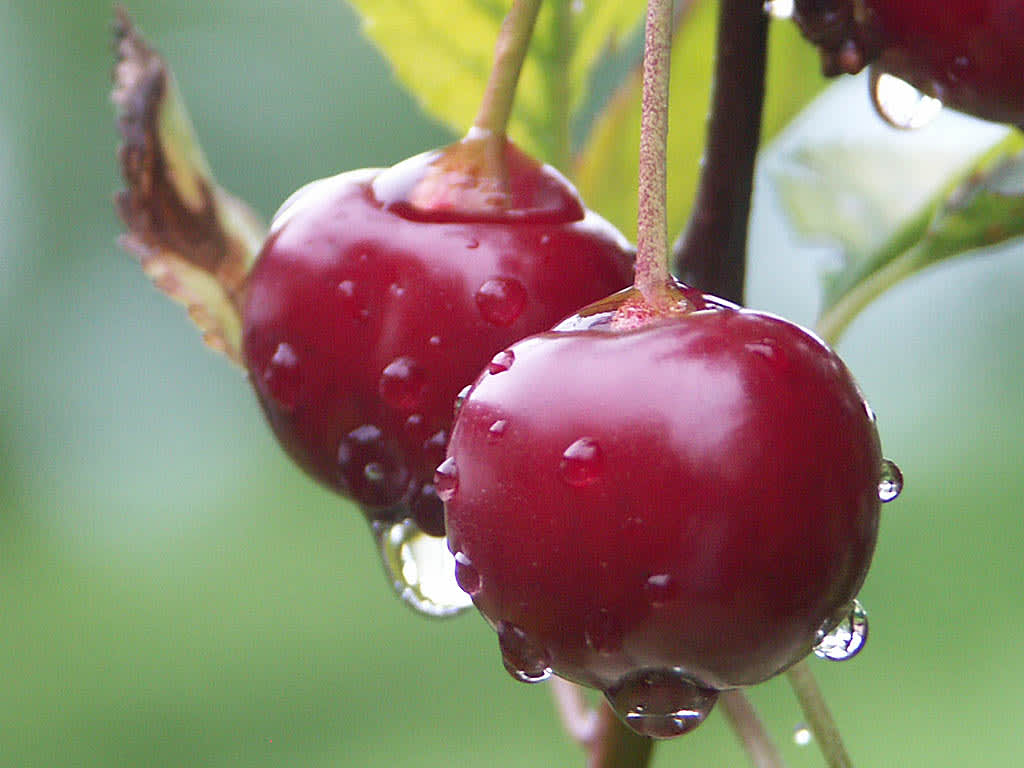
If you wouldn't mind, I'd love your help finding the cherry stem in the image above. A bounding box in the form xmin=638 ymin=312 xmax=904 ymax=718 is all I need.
xmin=634 ymin=0 xmax=674 ymax=309
xmin=671 ymin=0 xmax=768 ymax=305
xmin=550 ymin=681 xmax=654 ymax=768
xmin=473 ymin=0 xmax=544 ymax=138
xmin=720 ymin=690 xmax=788 ymax=768
xmin=551 ymin=678 xmax=600 ymax=746
xmin=786 ymin=660 xmax=854 ymax=768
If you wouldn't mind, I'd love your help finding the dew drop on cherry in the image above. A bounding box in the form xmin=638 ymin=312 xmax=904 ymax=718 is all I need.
xmin=454 ymin=551 xmax=481 ymax=596
xmin=604 ymin=669 xmax=718 ymax=739
xmin=870 ymin=67 xmax=943 ymax=130
xmin=336 ymin=279 xmax=356 ymax=298
xmin=584 ymin=609 xmax=623 ymax=654
xmin=559 ymin=437 xmax=604 ymax=487
xmin=497 ymin=622 xmax=552 ymax=684
xmin=644 ymin=573 xmax=679 ymax=606
xmin=762 ymin=0 xmax=793 ymax=19
xmin=487 ymin=419 xmax=507 ymax=441
xmin=475 ymin=277 xmax=527 ymax=327
xmin=813 ymin=598 xmax=868 ymax=661
xmin=434 ymin=456 xmax=459 ymax=502
xmin=878 ymin=458 xmax=903 ymax=502
xmin=374 ymin=518 xmax=472 ymax=618
xmin=453 ymin=384 xmax=472 ymax=418
xmin=379 ymin=356 xmax=426 ymax=411
xmin=337 ymin=424 xmax=409 ymax=508
xmin=262 ymin=342 xmax=301 ymax=411
xmin=487 ymin=349 xmax=515 ymax=374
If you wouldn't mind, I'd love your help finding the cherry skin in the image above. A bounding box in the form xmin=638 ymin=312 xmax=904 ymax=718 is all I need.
xmin=241 ymin=134 xmax=633 ymax=536
xmin=793 ymin=0 xmax=1024 ymax=125
xmin=443 ymin=286 xmax=884 ymax=735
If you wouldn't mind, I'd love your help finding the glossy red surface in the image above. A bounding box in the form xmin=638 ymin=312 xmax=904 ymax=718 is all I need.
xmin=241 ymin=145 xmax=634 ymax=532
xmin=444 ymin=302 xmax=882 ymax=691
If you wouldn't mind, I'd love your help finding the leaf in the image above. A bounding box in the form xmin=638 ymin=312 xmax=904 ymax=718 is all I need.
xmin=112 ymin=9 xmax=266 ymax=365
xmin=345 ymin=0 xmax=645 ymax=166
xmin=814 ymin=132 xmax=1024 ymax=343
xmin=573 ymin=4 xmax=827 ymax=242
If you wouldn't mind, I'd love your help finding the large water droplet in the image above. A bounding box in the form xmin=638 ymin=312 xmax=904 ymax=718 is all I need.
xmin=604 ymin=669 xmax=718 ymax=739
xmin=870 ymin=68 xmax=943 ymax=130
xmin=453 ymin=551 xmax=481 ymax=596
xmin=814 ymin=599 xmax=869 ymax=661
xmin=762 ymin=0 xmax=793 ymax=19
xmin=434 ymin=456 xmax=459 ymax=502
xmin=262 ymin=342 xmax=301 ymax=410
xmin=560 ymin=437 xmax=604 ymax=487
xmin=497 ymin=622 xmax=552 ymax=683
xmin=453 ymin=384 xmax=472 ymax=418
xmin=379 ymin=356 xmax=426 ymax=411
xmin=878 ymin=458 xmax=903 ymax=502
xmin=374 ymin=519 xmax=472 ymax=618
xmin=487 ymin=349 xmax=515 ymax=374
xmin=793 ymin=723 xmax=813 ymax=746
xmin=644 ymin=573 xmax=679 ymax=606
xmin=475 ymin=277 xmax=527 ymax=327
xmin=584 ymin=609 xmax=623 ymax=654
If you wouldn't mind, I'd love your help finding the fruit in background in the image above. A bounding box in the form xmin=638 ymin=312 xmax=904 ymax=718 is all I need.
xmin=443 ymin=283 xmax=894 ymax=736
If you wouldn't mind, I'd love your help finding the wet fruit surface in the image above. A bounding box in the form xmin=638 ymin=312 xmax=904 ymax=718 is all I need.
xmin=444 ymin=290 xmax=884 ymax=702
xmin=793 ymin=0 xmax=1024 ymax=125
xmin=242 ymin=138 xmax=633 ymax=539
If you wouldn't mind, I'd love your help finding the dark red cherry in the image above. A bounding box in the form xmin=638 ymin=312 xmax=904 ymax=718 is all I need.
xmin=793 ymin=0 xmax=1024 ymax=125
xmin=443 ymin=285 xmax=886 ymax=735
xmin=241 ymin=133 xmax=633 ymax=535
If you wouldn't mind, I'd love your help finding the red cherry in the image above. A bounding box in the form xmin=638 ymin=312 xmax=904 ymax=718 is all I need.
xmin=241 ymin=135 xmax=633 ymax=538
xmin=443 ymin=286 xmax=887 ymax=736
xmin=792 ymin=0 xmax=1024 ymax=125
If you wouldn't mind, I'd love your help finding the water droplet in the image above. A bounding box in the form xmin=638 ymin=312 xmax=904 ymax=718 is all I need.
xmin=487 ymin=349 xmax=515 ymax=374
xmin=466 ymin=238 xmax=480 ymax=249
xmin=870 ymin=68 xmax=943 ymax=130
xmin=363 ymin=461 xmax=386 ymax=483
xmin=585 ymin=609 xmax=623 ymax=653
xmin=814 ymin=599 xmax=868 ymax=661
xmin=378 ymin=356 xmax=426 ymax=411
xmin=357 ymin=307 xmax=371 ymax=322
xmin=429 ymin=335 xmax=442 ymax=346
xmin=434 ymin=456 xmax=459 ymax=502
xmin=475 ymin=277 xmax=528 ymax=326
xmin=762 ymin=0 xmax=793 ymax=19
xmin=336 ymin=279 xmax=355 ymax=298
xmin=453 ymin=384 xmax=472 ymax=418
xmin=454 ymin=551 xmax=481 ymax=596
xmin=389 ymin=282 xmax=406 ymax=297
xmin=604 ymin=669 xmax=718 ymax=739
xmin=560 ymin=437 xmax=604 ymax=487
xmin=374 ymin=519 xmax=472 ymax=618
xmin=497 ymin=622 xmax=552 ymax=683
xmin=337 ymin=425 xmax=409 ymax=508
xmin=262 ymin=342 xmax=301 ymax=410
xmin=878 ymin=458 xmax=903 ymax=502
xmin=422 ymin=430 xmax=448 ymax=470
xmin=487 ymin=420 xmax=508 ymax=440
xmin=644 ymin=573 xmax=678 ymax=606
xmin=946 ymin=54 xmax=972 ymax=84
xmin=539 ymin=234 xmax=551 ymax=246
xmin=793 ymin=723 xmax=813 ymax=746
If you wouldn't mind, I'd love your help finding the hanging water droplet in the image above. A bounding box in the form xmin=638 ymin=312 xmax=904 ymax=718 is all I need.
xmin=475 ymin=277 xmax=528 ymax=327
xmin=453 ymin=384 xmax=472 ymax=418
xmin=487 ymin=349 xmax=515 ymax=374
xmin=878 ymin=458 xmax=903 ymax=502
xmin=453 ymin=551 xmax=481 ymax=596
xmin=560 ymin=437 xmax=604 ymax=487
xmin=262 ymin=342 xmax=301 ymax=411
xmin=762 ymin=0 xmax=793 ymax=19
xmin=870 ymin=67 xmax=943 ymax=130
xmin=644 ymin=573 xmax=678 ymax=606
xmin=378 ymin=356 xmax=426 ymax=411
xmin=793 ymin=723 xmax=813 ymax=746
xmin=434 ymin=456 xmax=459 ymax=502
xmin=814 ymin=599 xmax=869 ymax=661
xmin=487 ymin=420 xmax=508 ymax=441
xmin=497 ymin=622 xmax=552 ymax=683
xmin=604 ymin=669 xmax=718 ymax=739
xmin=584 ymin=609 xmax=623 ymax=653
xmin=374 ymin=518 xmax=472 ymax=618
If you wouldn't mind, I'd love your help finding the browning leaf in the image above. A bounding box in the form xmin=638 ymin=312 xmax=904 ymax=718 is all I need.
xmin=112 ymin=7 xmax=265 ymax=365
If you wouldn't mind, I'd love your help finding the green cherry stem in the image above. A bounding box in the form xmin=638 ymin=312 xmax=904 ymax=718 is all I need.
xmin=473 ymin=0 xmax=544 ymax=138
xmin=634 ymin=0 xmax=674 ymax=309
xmin=720 ymin=690 xmax=788 ymax=768
xmin=786 ymin=660 xmax=854 ymax=768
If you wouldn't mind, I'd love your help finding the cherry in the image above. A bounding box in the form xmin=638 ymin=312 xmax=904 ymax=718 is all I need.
xmin=443 ymin=284 xmax=889 ymax=737
xmin=241 ymin=133 xmax=633 ymax=539
xmin=792 ymin=0 xmax=1024 ymax=125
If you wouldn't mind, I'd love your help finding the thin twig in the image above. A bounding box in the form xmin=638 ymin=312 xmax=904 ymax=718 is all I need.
xmin=720 ymin=689 xmax=788 ymax=768
xmin=551 ymin=678 xmax=600 ymax=746
xmin=587 ymin=700 xmax=655 ymax=768
xmin=786 ymin=660 xmax=853 ymax=768
xmin=671 ymin=0 xmax=768 ymax=304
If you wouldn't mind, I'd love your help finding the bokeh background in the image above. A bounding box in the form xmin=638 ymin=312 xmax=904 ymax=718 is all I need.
xmin=1 ymin=1 xmax=1022 ymax=766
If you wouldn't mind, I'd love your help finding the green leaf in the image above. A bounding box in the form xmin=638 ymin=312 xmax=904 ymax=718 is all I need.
xmin=574 ymin=5 xmax=827 ymax=242
xmin=814 ymin=132 xmax=1024 ymax=343
xmin=346 ymin=0 xmax=645 ymax=167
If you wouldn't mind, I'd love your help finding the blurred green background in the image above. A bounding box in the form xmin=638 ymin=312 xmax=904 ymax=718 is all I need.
xmin=1 ymin=1 xmax=1022 ymax=766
